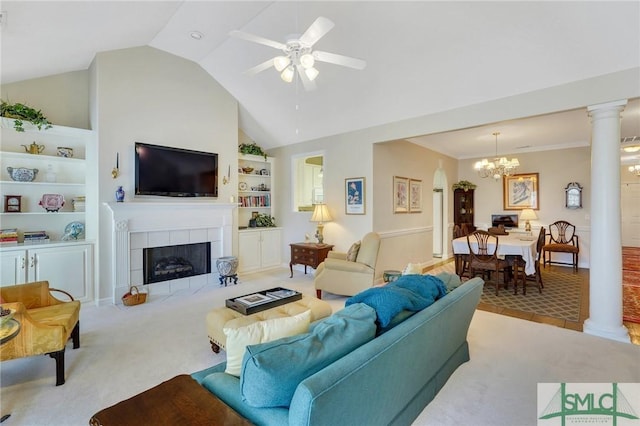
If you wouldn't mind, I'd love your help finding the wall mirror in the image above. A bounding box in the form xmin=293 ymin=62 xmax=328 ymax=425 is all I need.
xmin=565 ymin=182 xmax=583 ymax=209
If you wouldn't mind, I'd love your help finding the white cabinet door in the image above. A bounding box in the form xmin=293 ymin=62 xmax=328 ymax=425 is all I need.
xmin=260 ymin=229 xmax=282 ymax=269
xmin=1 ymin=250 xmax=26 ymax=286
xmin=238 ymin=231 xmax=262 ymax=273
xmin=30 ymin=244 xmax=93 ymax=302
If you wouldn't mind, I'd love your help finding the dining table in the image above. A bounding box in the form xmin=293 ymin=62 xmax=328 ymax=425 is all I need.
xmin=452 ymin=233 xmax=538 ymax=276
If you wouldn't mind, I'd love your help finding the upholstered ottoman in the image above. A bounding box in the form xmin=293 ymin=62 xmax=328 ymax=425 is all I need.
xmin=207 ymin=295 xmax=332 ymax=353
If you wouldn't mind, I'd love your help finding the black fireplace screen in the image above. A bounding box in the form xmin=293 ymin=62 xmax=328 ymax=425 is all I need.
xmin=143 ymin=242 xmax=211 ymax=284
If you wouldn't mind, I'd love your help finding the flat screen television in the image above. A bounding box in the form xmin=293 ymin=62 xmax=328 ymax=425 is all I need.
xmin=135 ymin=142 xmax=218 ymax=198
xmin=491 ymin=214 xmax=518 ymax=229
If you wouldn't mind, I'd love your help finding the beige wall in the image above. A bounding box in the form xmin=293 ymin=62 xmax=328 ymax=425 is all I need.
xmin=1 ymin=71 xmax=90 ymax=130
xmin=1 ymin=47 xmax=239 ymax=301
xmin=91 ymin=46 xmax=238 ymax=300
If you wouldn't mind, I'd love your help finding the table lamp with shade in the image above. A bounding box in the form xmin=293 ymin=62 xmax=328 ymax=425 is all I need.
xmin=520 ymin=208 xmax=538 ymax=234
xmin=310 ymin=204 xmax=332 ymax=244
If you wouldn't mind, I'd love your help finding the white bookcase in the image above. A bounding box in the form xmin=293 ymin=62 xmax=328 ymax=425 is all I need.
xmin=0 ymin=117 xmax=95 ymax=301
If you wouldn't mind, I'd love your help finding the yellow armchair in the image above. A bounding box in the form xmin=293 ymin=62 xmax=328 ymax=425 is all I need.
xmin=314 ymin=232 xmax=381 ymax=298
xmin=1 ymin=281 xmax=80 ymax=386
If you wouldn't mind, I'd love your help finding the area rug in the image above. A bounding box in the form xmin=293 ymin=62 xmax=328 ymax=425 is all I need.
xmin=479 ymin=270 xmax=582 ymax=322
xmin=427 ymin=261 xmax=581 ymax=322
xmin=622 ymin=246 xmax=640 ymax=324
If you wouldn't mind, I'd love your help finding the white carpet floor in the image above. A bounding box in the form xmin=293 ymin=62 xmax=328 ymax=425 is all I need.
xmin=1 ymin=266 xmax=639 ymax=425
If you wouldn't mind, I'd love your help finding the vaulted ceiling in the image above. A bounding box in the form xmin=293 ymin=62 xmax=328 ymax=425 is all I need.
xmin=1 ymin=1 xmax=639 ymax=161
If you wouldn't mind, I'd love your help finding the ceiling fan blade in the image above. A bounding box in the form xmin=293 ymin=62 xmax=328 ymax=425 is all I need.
xmin=300 ymin=16 xmax=335 ymax=46
xmin=313 ymin=50 xmax=367 ymax=70
xmin=244 ymin=59 xmax=275 ymax=76
xmin=296 ymin=65 xmax=317 ymax=91
xmin=229 ymin=30 xmax=286 ymax=50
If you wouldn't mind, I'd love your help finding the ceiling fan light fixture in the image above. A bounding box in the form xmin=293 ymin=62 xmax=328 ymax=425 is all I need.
xmin=281 ymin=66 xmax=295 ymax=83
xmin=273 ymin=56 xmax=290 ymax=72
xmin=305 ymin=66 xmax=319 ymax=81
xmin=300 ymin=53 xmax=315 ymax=69
xmin=623 ymin=145 xmax=640 ymax=153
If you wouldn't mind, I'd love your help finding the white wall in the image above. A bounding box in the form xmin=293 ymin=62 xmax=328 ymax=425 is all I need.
xmin=90 ymin=46 xmax=238 ymax=301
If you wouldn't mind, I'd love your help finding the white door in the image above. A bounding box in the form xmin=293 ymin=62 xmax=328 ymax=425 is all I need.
xmin=260 ymin=229 xmax=282 ymax=268
xmin=621 ymin=183 xmax=640 ymax=247
xmin=30 ymin=244 xmax=93 ymax=302
xmin=0 ymin=250 xmax=26 ymax=286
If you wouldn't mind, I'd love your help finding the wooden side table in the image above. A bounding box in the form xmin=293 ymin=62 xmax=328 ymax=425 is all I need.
xmin=289 ymin=242 xmax=334 ymax=278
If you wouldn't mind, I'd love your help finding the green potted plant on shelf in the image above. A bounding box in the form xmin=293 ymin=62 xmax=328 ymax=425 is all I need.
xmin=1 ymin=100 xmax=53 ymax=132
xmin=239 ymin=142 xmax=267 ymax=160
xmin=452 ymin=180 xmax=477 ymax=191
xmin=255 ymin=213 xmax=276 ymax=227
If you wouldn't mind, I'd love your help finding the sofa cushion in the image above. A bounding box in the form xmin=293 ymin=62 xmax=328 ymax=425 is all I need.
xmin=224 ymin=310 xmax=311 ymax=376
xmin=346 ymin=241 xmax=361 ymax=261
xmin=345 ymin=274 xmax=447 ymax=327
xmin=436 ymin=272 xmax=463 ymax=293
xmin=239 ymin=303 xmax=376 ymax=408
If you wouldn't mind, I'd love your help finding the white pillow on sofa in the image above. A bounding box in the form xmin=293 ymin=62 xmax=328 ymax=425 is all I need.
xmin=223 ymin=310 xmax=311 ymax=376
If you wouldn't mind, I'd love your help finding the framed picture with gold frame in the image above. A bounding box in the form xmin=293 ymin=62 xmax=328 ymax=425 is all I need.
xmin=409 ymin=179 xmax=422 ymax=213
xmin=503 ymin=173 xmax=539 ymax=210
xmin=393 ymin=176 xmax=409 ymax=213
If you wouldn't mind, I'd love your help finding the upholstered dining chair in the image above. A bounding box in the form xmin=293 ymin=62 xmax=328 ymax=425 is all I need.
xmin=466 ymin=230 xmax=512 ymax=296
xmin=542 ymin=220 xmax=579 ymax=271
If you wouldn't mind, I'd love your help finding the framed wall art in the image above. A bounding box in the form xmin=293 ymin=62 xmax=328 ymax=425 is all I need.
xmin=345 ymin=177 xmax=365 ymax=215
xmin=503 ymin=173 xmax=539 ymax=210
xmin=393 ymin=176 xmax=409 ymax=213
xmin=409 ymin=179 xmax=422 ymax=213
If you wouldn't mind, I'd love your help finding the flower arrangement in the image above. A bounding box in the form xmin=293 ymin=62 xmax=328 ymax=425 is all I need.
xmin=452 ymin=180 xmax=477 ymax=191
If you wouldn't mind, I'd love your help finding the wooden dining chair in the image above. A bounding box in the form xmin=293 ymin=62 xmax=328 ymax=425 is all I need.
xmin=466 ymin=230 xmax=512 ymax=295
xmin=542 ymin=220 xmax=579 ymax=271
xmin=453 ymin=225 xmax=470 ymax=277
xmin=488 ymin=224 xmax=509 ymax=236
xmin=511 ymin=227 xmax=545 ymax=295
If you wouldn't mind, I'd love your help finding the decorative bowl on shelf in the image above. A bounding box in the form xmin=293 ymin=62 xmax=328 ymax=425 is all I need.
xmin=39 ymin=194 xmax=65 ymax=212
xmin=7 ymin=167 xmax=39 ymax=182
xmin=242 ymin=167 xmax=254 ymax=174
xmin=62 ymin=221 xmax=85 ymax=240
xmin=56 ymin=147 xmax=74 ymax=158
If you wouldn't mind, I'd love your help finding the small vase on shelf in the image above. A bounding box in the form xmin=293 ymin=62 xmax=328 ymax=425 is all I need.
xmin=115 ymin=186 xmax=125 ymax=202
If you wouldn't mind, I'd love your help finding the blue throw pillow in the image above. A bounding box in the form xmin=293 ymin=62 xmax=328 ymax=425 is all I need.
xmin=239 ymin=303 xmax=377 ymax=408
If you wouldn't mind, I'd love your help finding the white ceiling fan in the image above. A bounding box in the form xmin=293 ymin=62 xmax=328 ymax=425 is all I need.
xmin=229 ymin=16 xmax=366 ymax=91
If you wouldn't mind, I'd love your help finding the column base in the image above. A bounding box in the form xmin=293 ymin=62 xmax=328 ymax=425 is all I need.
xmin=583 ymin=318 xmax=631 ymax=343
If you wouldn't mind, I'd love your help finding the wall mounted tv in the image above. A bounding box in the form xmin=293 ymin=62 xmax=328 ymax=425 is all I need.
xmin=135 ymin=142 xmax=218 ymax=198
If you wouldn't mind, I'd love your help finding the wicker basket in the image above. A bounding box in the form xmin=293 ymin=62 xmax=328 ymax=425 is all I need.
xmin=122 ymin=285 xmax=147 ymax=306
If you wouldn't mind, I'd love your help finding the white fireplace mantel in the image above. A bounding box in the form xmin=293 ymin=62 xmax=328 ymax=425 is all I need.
xmin=104 ymin=201 xmax=235 ymax=302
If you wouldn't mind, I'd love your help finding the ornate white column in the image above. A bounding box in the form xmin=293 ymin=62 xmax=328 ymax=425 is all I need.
xmin=583 ymin=100 xmax=630 ymax=342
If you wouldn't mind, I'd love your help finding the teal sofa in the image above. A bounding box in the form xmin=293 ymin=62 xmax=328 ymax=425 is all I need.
xmin=192 ymin=276 xmax=484 ymax=426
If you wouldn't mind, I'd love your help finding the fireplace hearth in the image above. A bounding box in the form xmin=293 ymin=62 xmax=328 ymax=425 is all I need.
xmin=144 ymin=242 xmax=211 ymax=284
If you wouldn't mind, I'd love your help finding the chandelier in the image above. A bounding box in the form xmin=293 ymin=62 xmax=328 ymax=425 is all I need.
xmin=629 ymin=164 xmax=640 ymax=176
xmin=474 ymin=132 xmax=520 ymax=180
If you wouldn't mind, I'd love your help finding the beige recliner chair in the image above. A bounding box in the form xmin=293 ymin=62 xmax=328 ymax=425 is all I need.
xmin=314 ymin=232 xmax=381 ymax=298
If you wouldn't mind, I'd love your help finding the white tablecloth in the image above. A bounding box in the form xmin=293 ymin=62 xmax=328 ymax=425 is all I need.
xmin=452 ymin=235 xmax=538 ymax=275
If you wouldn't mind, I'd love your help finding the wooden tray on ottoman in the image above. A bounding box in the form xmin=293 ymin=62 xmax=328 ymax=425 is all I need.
xmin=225 ymin=287 xmax=302 ymax=315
